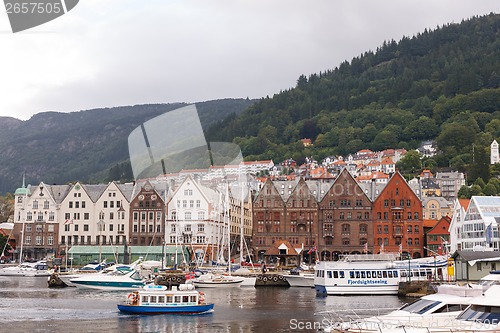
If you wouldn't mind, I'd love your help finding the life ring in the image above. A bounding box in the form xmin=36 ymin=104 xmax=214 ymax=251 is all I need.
xmin=127 ymin=293 xmax=137 ymax=303
xmin=273 ymin=276 xmax=278 ymax=282
xmin=262 ymin=277 xmax=268 ymax=282
xmin=278 ymin=275 xmax=284 ymax=280
xmin=49 ymin=278 xmax=57 ymax=285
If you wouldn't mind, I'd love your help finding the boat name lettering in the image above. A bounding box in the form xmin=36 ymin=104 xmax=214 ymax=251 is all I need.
xmin=347 ymin=279 xmax=388 ymax=285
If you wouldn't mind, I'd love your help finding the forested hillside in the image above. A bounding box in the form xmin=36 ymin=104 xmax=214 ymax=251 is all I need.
xmin=0 ymin=98 xmax=255 ymax=194
xmin=206 ymin=14 xmax=500 ymax=183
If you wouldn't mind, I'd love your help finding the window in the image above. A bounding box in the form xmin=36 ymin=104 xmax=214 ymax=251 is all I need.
xmin=185 ymin=212 xmax=192 ymax=220
xmin=360 ymin=224 xmax=367 ymax=234
xmin=198 ymin=224 xmax=204 ymax=233
xmin=48 ymin=236 xmax=54 ymax=245
xmin=196 ymin=200 xmax=201 ymax=208
xmin=414 ymin=226 xmax=419 ymax=234
xmin=414 ymin=212 xmax=419 ymax=219
xmin=84 ymin=224 xmax=89 ymax=231
xmin=342 ymin=238 xmax=350 ymax=245
xmin=377 ymin=225 xmax=382 ymax=234
xmin=384 ymin=225 xmax=388 ymax=234
xmin=342 ymin=224 xmax=350 ymax=234
xmin=44 ymin=201 xmax=49 ymax=209
xmin=49 ymin=212 xmax=55 ymax=221
xmin=198 ymin=211 xmax=205 ymax=220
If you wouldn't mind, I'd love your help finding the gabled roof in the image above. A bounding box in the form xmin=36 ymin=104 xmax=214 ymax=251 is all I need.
xmin=452 ymin=250 xmax=500 ymax=262
xmin=264 ymin=240 xmax=299 ymax=256
xmin=458 ymin=199 xmax=471 ymax=210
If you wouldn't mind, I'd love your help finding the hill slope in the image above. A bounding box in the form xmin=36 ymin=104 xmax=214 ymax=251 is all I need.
xmin=0 ymin=99 xmax=255 ymax=194
xmin=206 ymin=13 xmax=500 ymax=181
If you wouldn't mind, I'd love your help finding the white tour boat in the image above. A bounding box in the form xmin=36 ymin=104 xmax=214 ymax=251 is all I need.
xmin=117 ymin=283 xmax=214 ymax=314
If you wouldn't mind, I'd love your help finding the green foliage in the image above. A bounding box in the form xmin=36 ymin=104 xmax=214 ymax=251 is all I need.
xmin=204 ymin=14 xmax=500 ymax=184
xmin=458 ymin=185 xmax=471 ymax=199
xmin=396 ymin=150 xmax=422 ymax=173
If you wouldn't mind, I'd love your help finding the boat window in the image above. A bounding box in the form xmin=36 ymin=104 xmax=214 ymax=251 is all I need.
xmin=382 ymin=271 xmax=387 ymax=278
xmin=433 ymin=304 xmax=467 ymax=313
xmin=458 ymin=305 xmax=500 ymax=322
xmin=175 ymin=296 xmax=181 ymax=303
xmin=377 ymin=271 xmax=382 ymax=278
xmin=420 ymin=271 xmax=426 ymax=277
xmin=339 ymin=271 xmax=345 ymax=278
xmin=130 ymin=271 xmax=142 ymax=280
xmin=350 ymin=271 xmax=355 ymax=279
xmin=142 ymin=296 xmax=149 ymax=303
xmin=366 ymin=271 xmax=371 ymax=278
xmin=361 ymin=271 xmax=366 ymax=278
xmin=401 ymin=270 xmax=407 ymax=277
xmin=190 ymin=296 xmax=197 ymax=303
xmin=355 ymin=271 xmax=360 ymax=279
xmin=327 ymin=271 xmax=332 ymax=279
xmin=400 ymin=299 xmax=441 ymax=314
xmin=333 ymin=271 xmax=338 ymax=278
xmin=388 ymin=271 xmax=393 ymax=278
xmin=166 ymin=295 xmax=173 ymax=303
xmin=372 ymin=271 xmax=377 ymax=277
xmin=150 ymin=296 xmax=157 ymax=303
xmin=158 ymin=296 xmax=165 ymax=303
xmin=182 ymin=296 xmax=189 ymax=303
xmin=393 ymin=271 xmax=398 ymax=277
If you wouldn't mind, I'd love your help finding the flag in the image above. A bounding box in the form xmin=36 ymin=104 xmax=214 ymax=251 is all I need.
xmin=64 ymin=219 xmax=74 ymax=225
xmin=399 ymin=243 xmax=402 ymax=253
xmin=380 ymin=243 xmax=384 ymax=253
xmin=363 ymin=242 xmax=368 ymax=253
xmin=308 ymin=246 xmax=316 ymax=255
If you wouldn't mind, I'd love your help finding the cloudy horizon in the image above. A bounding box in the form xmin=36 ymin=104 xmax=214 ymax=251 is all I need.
xmin=1 ymin=0 xmax=498 ymax=120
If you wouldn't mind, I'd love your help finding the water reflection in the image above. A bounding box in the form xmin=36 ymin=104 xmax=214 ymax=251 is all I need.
xmin=0 ymin=276 xmax=407 ymax=333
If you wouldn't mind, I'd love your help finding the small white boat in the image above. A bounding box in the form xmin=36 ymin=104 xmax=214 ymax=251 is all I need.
xmin=117 ymin=283 xmax=214 ymax=314
xmin=192 ymin=273 xmax=243 ymax=288
xmin=0 ymin=261 xmax=51 ymax=277
xmin=69 ymin=266 xmax=146 ymax=290
xmin=323 ymin=284 xmax=485 ymax=333
xmin=283 ymin=272 xmax=315 ymax=287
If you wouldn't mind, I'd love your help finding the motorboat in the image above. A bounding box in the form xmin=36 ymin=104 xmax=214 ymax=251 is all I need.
xmin=322 ymin=284 xmax=485 ymax=332
xmin=191 ymin=273 xmax=243 ymax=288
xmin=283 ymin=272 xmax=315 ymax=287
xmin=117 ymin=283 xmax=214 ymax=314
xmin=0 ymin=260 xmax=51 ymax=277
xmin=69 ymin=266 xmax=146 ymax=290
xmin=478 ymin=270 xmax=500 ymax=289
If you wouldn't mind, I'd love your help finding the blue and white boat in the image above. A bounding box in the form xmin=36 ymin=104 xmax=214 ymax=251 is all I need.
xmin=69 ymin=266 xmax=145 ymax=290
xmin=117 ymin=284 xmax=214 ymax=314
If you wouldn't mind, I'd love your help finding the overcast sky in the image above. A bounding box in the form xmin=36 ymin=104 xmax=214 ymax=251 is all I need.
xmin=0 ymin=0 xmax=498 ymax=120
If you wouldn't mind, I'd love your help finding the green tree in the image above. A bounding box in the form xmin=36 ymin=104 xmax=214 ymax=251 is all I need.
xmin=474 ymin=177 xmax=486 ymax=189
xmin=458 ymin=185 xmax=471 ymax=199
xmin=483 ymin=183 xmax=497 ymax=196
xmin=396 ymin=150 xmax=422 ymax=173
xmin=470 ymin=184 xmax=483 ymax=196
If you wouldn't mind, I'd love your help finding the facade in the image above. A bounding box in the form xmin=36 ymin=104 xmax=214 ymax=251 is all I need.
xmin=425 ymin=216 xmax=451 ymax=256
xmin=372 ymin=172 xmax=424 ymax=258
xmin=453 ymin=251 xmax=500 ymax=281
xmin=456 ymin=196 xmax=500 ymax=251
xmin=129 ymin=181 xmax=165 ymax=247
xmin=491 ymin=140 xmax=499 ymax=164
xmin=448 ymin=198 xmax=470 ymax=253
xmin=435 ymin=171 xmax=466 ymax=201
xmin=318 ymin=169 xmax=373 ymax=260
xmin=422 ymin=196 xmax=453 ymax=220
xmin=13 ymin=181 xmax=66 ymax=261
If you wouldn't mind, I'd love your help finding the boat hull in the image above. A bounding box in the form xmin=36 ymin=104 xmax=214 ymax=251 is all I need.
xmin=283 ymin=274 xmax=314 ymax=287
xmin=70 ymin=280 xmax=145 ymax=290
xmin=192 ymin=280 xmax=243 ymax=288
xmin=315 ymin=283 xmax=399 ymax=295
xmin=117 ymin=303 xmax=214 ymax=314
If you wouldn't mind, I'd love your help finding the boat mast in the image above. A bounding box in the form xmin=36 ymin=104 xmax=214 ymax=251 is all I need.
xmin=226 ymin=183 xmax=231 ymax=274
xmin=19 ymin=175 xmax=27 ymax=264
xmin=239 ymin=171 xmax=244 ymax=266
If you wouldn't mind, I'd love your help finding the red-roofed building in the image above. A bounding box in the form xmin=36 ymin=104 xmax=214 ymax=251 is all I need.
xmin=373 ymin=171 xmax=424 ymax=258
xmin=425 ymin=216 xmax=451 ymax=256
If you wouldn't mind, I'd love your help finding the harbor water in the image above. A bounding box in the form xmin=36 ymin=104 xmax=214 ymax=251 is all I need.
xmin=0 ymin=276 xmax=408 ymax=332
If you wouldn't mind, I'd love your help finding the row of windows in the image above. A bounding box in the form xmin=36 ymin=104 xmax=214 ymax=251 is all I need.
xmin=60 ymin=235 xmax=126 ymax=245
xmin=142 ymin=294 xmax=197 ymax=304
xmin=376 ymin=212 xmax=420 ymax=220
xmin=30 ymin=200 xmax=51 ymax=209
xmin=169 ymin=235 xmax=206 ymax=244
xmin=132 ymin=224 xmax=161 ymax=233
xmin=133 ymin=212 xmax=163 ymax=222
xmin=68 ymin=201 xmax=86 ymax=209
xmin=376 ymin=237 xmax=420 ymax=246
xmin=24 ymin=235 xmax=54 ymax=245
xmin=384 ymin=199 xmax=412 ymax=207
xmin=64 ymin=223 xmax=126 ymax=232
xmin=377 ymin=225 xmax=420 ymax=234
xmin=24 ymin=211 xmax=55 ymax=222
xmin=170 ymin=224 xmax=205 ymax=233
xmin=170 ymin=211 xmax=205 ymax=220
xmin=176 ymin=200 xmax=201 ymax=208
xmin=22 ymin=224 xmax=55 ymax=232
xmin=103 ymin=201 xmax=121 ymax=208
xmin=316 ymin=269 xmax=399 ymax=279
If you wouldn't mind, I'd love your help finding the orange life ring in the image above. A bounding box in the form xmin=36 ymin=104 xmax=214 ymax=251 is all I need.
xmin=128 ymin=293 xmax=137 ymax=303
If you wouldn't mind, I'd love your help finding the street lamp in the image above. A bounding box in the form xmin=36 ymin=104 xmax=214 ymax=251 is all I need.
xmin=98 ymin=211 xmax=105 ymax=264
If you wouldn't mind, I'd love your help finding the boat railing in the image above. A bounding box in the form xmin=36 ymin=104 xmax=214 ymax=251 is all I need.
xmin=340 ymin=253 xmax=398 ymax=262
